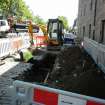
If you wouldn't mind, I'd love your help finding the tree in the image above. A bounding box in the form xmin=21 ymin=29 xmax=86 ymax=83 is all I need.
xmin=58 ymin=16 xmax=69 ymax=30
xmin=0 ymin=0 xmax=33 ymax=20
xmin=0 ymin=0 xmax=19 ymax=17
xmin=17 ymin=0 xmax=33 ymax=20
xmin=0 ymin=0 xmax=46 ymax=26
xmin=33 ymin=15 xmax=46 ymax=25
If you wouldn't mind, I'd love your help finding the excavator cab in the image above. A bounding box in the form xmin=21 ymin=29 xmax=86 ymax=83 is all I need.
xmin=47 ymin=19 xmax=64 ymax=50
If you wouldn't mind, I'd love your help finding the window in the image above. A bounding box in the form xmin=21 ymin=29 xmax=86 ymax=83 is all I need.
xmin=90 ymin=0 xmax=93 ymax=10
xmin=81 ymin=10 xmax=82 ymax=16
xmin=84 ymin=6 xmax=86 ymax=16
xmin=0 ymin=21 xmax=6 ymax=26
xmin=89 ymin=24 xmax=91 ymax=38
xmin=80 ymin=27 xmax=81 ymax=35
xmin=83 ymin=26 xmax=85 ymax=37
xmin=100 ymin=20 xmax=105 ymax=43
xmin=93 ymin=30 xmax=95 ymax=40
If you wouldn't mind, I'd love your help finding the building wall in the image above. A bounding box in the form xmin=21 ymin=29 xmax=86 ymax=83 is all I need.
xmin=78 ymin=0 xmax=105 ymax=44
xmin=95 ymin=0 xmax=105 ymax=43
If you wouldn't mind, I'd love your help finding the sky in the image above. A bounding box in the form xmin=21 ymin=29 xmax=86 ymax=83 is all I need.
xmin=24 ymin=0 xmax=79 ymax=27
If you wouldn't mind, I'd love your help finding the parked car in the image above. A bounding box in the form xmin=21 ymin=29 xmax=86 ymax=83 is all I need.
xmin=0 ymin=20 xmax=10 ymax=37
xmin=64 ymin=33 xmax=77 ymax=44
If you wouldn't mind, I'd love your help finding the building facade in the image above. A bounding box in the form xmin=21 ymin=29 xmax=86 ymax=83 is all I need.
xmin=78 ymin=0 xmax=105 ymax=44
xmin=77 ymin=0 xmax=105 ymax=72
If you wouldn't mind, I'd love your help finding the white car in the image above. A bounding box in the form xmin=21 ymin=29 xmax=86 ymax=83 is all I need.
xmin=0 ymin=20 xmax=10 ymax=37
xmin=0 ymin=20 xmax=10 ymax=32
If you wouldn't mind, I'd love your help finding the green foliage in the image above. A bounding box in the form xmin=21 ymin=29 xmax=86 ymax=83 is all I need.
xmin=0 ymin=0 xmax=33 ymax=20
xmin=0 ymin=0 xmax=46 ymax=27
xmin=33 ymin=15 xmax=46 ymax=25
xmin=58 ymin=16 xmax=69 ymax=30
xmin=17 ymin=0 xmax=33 ymax=19
xmin=0 ymin=0 xmax=18 ymax=17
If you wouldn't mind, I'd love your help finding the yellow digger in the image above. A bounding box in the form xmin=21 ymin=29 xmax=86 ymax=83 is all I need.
xmin=24 ymin=19 xmax=64 ymax=50
xmin=47 ymin=18 xmax=64 ymax=50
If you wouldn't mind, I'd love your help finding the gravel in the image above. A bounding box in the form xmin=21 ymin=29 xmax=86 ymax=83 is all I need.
xmin=0 ymin=59 xmax=31 ymax=105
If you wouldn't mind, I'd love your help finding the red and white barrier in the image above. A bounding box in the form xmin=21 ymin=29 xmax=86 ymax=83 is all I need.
xmin=0 ymin=32 xmax=48 ymax=58
xmin=10 ymin=80 xmax=105 ymax=105
xmin=33 ymin=35 xmax=47 ymax=48
xmin=0 ymin=33 xmax=30 ymax=58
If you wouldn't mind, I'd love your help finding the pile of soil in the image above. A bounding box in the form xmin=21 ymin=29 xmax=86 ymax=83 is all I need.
xmin=47 ymin=46 xmax=105 ymax=99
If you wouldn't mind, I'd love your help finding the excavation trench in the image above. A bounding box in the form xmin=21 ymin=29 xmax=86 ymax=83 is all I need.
xmin=13 ymin=52 xmax=57 ymax=83
xmin=13 ymin=47 xmax=105 ymax=99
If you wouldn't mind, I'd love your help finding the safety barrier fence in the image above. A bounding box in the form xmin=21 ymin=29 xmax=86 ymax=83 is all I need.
xmin=0 ymin=33 xmax=47 ymax=58
xmin=33 ymin=34 xmax=47 ymax=48
xmin=0 ymin=33 xmax=30 ymax=58
xmin=9 ymin=80 xmax=105 ymax=105
xmin=7 ymin=32 xmax=29 ymax=38
xmin=83 ymin=37 xmax=105 ymax=73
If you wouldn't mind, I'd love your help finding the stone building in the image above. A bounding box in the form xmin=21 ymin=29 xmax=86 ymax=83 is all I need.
xmin=77 ymin=0 xmax=105 ymax=72
xmin=78 ymin=0 xmax=105 ymax=44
